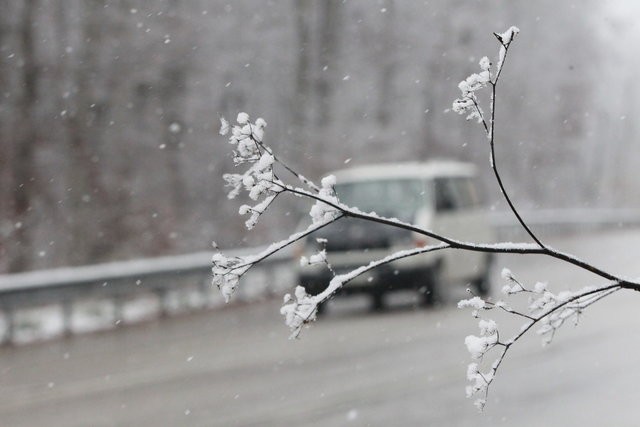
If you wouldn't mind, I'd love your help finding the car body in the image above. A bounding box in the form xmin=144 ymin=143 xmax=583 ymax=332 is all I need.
xmin=296 ymin=160 xmax=495 ymax=309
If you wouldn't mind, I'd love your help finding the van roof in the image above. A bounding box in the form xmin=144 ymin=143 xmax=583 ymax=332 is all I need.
xmin=331 ymin=160 xmax=476 ymax=183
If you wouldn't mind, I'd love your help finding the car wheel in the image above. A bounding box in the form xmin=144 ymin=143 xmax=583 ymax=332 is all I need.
xmin=473 ymin=276 xmax=491 ymax=297
xmin=473 ymin=255 xmax=493 ymax=297
xmin=370 ymin=292 xmax=385 ymax=312
xmin=420 ymin=263 xmax=442 ymax=307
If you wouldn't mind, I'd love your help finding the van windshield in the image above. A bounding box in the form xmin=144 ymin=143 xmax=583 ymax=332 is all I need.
xmin=335 ymin=179 xmax=427 ymax=221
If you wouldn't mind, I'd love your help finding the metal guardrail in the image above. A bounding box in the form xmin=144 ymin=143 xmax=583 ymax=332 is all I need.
xmin=489 ymin=209 xmax=640 ymax=238
xmin=0 ymin=248 xmax=293 ymax=344
xmin=1 ymin=209 xmax=639 ymax=344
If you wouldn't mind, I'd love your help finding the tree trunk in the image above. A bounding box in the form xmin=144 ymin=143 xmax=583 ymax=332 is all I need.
xmin=315 ymin=0 xmax=341 ymax=127
xmin=8 ymin=0 xmax=39 ymax=272
xmin=376 ymin=0 xmax=396 ymax=127
xmin=64 ymin=0 xmax=113 ymax=264
xmin=292 ymin=0 xmax=311 ymax=132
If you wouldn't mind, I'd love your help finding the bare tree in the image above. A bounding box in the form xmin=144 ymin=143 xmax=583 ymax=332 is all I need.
xmin=375 ymin=0 xmax=396 ymax=127
xmin=158 ymin=0 xmax=190 ymax=226
xmin=290 ymin=0 xmax=343 ymax=173
xmin=0 ymin=1 xmax=12 ymax=270
xmin=63 ymin=0 xmax=117 ymax=264
xmin=8 ymin=0 xmax=39 ymax=272
xmin=292 ymin=0 xmax=312 ymax=135
xmin=315 ymin=0 xmax=341 ymax=127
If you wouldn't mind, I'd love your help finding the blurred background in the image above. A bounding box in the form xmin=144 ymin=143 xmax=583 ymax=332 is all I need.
xmin=5 ymin=2 xmax=640 ymax=426
xmin=1 ymin=0 xmax=639 ymax=273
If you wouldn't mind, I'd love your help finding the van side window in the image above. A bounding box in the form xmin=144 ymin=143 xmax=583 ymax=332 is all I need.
xmin=464 ymin=178 xmax=481 ymax=206
xmin=435 ymin=178 xmax=458 ymax=212
xmin=435 ymin=177 xmax=479 ymax=211
xmin=453 ymin=177 xmax=479 ymax=208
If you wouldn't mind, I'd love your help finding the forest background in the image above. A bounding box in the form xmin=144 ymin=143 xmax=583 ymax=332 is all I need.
xmin=1 ymin=0 xmax=638 ymax=273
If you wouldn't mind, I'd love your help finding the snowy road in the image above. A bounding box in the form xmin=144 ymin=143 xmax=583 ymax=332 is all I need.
xmin=2 ymin=228 xmax=640 ymax=426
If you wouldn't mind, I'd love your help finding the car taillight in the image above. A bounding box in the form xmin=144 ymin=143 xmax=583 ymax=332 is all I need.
xmin=413 ymin=235 xmax=430 ymax=248
xmin=292 ymin=240 xmax=305 ymax=260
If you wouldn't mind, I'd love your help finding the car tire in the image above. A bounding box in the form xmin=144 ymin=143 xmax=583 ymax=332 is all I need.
xmin=473 ymin=276 xmax=491 ymax=297
xmin=472 ymin=255 xmax=493 ymax=297
xmin=420 ymin=263 xmax=442 ymax=307
xmin=370 ymin=292 xmax=385 ymax=312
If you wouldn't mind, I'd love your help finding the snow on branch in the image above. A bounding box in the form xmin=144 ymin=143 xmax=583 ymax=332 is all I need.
xmin=220 ymin=113 xmax=282 ymax=230
xmin=281 ymin=243 xmax=450 ymax=338
xmin=458 ymin=272 xmax=622 ymax=410
xmin=212 ymin=218 xmax=339 ymax=302
xmin=213 ymin=26 xmax=640 ymax=410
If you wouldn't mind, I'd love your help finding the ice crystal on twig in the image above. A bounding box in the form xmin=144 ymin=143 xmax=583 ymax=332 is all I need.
xmin=220 ymin=113 xmax=283 ymax=229
xmin=280 ymin=286 xmax=318 ymax=338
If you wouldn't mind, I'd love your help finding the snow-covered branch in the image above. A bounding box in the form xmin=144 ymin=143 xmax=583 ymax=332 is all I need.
xmin=282 ymin=243 xmax=449 ymax=338
xmin=213 ymin=26 xmax=640 ymax=410
xmin=459 ymin=271 xmax=623 ymax=410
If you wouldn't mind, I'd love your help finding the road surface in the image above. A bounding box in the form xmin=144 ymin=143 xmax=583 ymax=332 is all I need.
xmin=1 ymin=228 xmax=640 ymax=426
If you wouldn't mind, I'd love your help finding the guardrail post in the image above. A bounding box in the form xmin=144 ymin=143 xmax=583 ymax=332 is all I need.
xmin=265 ymin=265 xmax=277 ymax=297
xmin=113 ymin=295 xmax=123 ymax=327
xmin=199 ymin=279 xmax=209 ymax=305
xmin=62 ymin=300 xmax=74 ymax=337
xmin=156 ymin=288 xmax=169 ymax=318
xmin=3 ymin=308 xmax=15 ymax=345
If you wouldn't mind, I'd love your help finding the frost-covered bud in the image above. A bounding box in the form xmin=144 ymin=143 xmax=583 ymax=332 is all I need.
xmin=240 ymin=124 xmax=252 ymax=136
xmin=217 ymin=274 xmax=238 ymax=303
xmin=248 ymin=181 xmax=267 ymax=200
xmin=465 ymin=335 xmax=489 ymax=360
xmin=280 ymin=286 xmax=318 ymax=338
xmin=212 ymin=254 xmax=243 ymax=303
xmin=242 ymin=174 xmax=256 ymax=189
xmin=529 ymin=290 xmax=556 ymax=311
xmin=533 ymin=282 xmax=547 ymax=294
xmin=458 ymin=80 xmax=471 ymax=93
xmin=466 ymin=110 xmax=482 ymax=123
xmin=452 ymin=97 xmax=474 ymax=114
xmin=219 ymin=117 xmax=230 ymax=135
xmin=255 ymin=153 xmax=274 ymax=173
xmin=479 ymin=56 xmax=491 ymax=71
xmin=458 ymin=296 xmax=486 ymax=310
xmin=478 ymin=319 xmax=497 ymax=336
xmin=321 ymin=174 xmax=336 ymax=189
xmin=309 ymin=174 xmax=339 ymax=225
xmin=500 ymin=268 xmax=526 ymax=294
xmin=255 ymin=117 xmax=267 ymax=128
xmin=501 ymin=268 xmax=514 ymax=281
xmin=458 ymin=296 xmax=486 ymax=317
xmin=252 ymin=127 xmax=264 ymax=142
xmin=474 ymin=399 xmax=487 ymax=411
xmin=466 ymin=362 xmax=479 ymax=381
xmin=308 ymin=250 xmax=327 ymax=265
xmin=294 ymin=285 xmax=306 ymax=300
xmin=231 ymin=125 xmax=243 ymax=138
xmin=497 ymin=26 xmax=520 ymax=45
xmin=237 ymin=112 xmax=250 ymax=124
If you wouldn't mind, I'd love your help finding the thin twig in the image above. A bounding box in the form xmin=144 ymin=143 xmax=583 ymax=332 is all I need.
xmin=271 ymin=181 xmax=636 ymax=288
xmin=488 ymin=38 xmax=546 ymax=249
